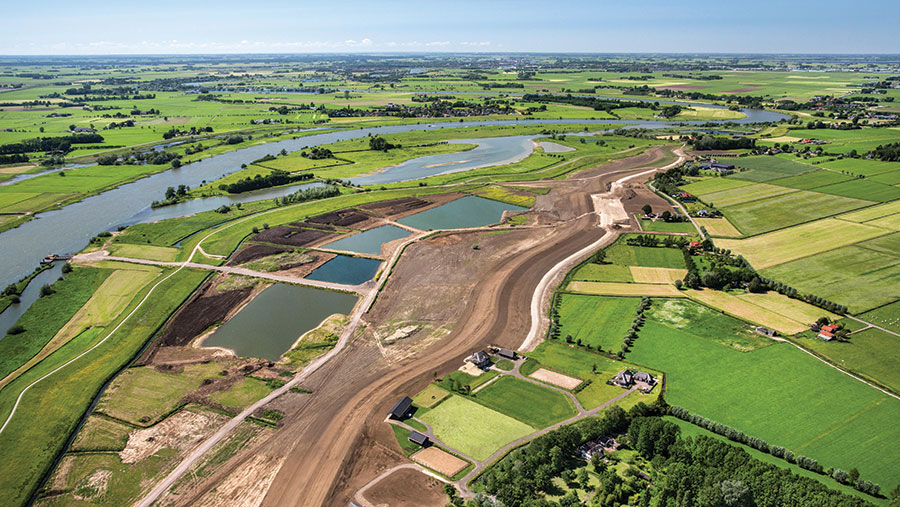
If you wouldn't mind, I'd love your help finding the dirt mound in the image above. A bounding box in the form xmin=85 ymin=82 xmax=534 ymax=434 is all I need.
xmin=227 ymin=244 xmax=293 ymax=266
xmin=307 ymin=208 xmax=371 ymax=227
xmin=250 ymin=226 xmax=333 ymax=247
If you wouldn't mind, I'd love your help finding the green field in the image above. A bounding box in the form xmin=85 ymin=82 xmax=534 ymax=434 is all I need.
xmin=555 ymin=294 xmax=639 ymax=352
xmin=419 ymin=395 xmax=533 ymax=460
xmin=648 ymin=298 xmax=772 ymax=352
xmin=637 ymin=219 xmax=696 ymax=233
xmin=569 ymin=262 xmax=633 ymax=282
xmin=473 ymin=377 xmax=576 ymax=428
xmin=603 ymin=240 xmax=685 ymax=269
xmin=412 ymin=384 xmax=450 ymax=409
xmin=767 ymin=170 xmax=853 ymax=190
xmin=627 ymin=315 xmax=900 ymax=489
xmin=69 ymin=415 xmax=131 ymax=452
xmin=0 ymin=268 xmax=208 ymax=507
xmin=701 ymin=182 xmax=798 ymax=207
xmin=729 ymin=156 xmax=818 ymax=182
xmin=858 ymin=301 xmax=900 ymax=334
xmin=680 ymin=177 xmax=754 ymax=196
xmin=721 ymin=190 xmax=875 ymax=236
xmin=209 ymin=377 xmax=272 ymax=411
xmin=813 ymin=179 xmax=900 ymax=202
xmin=796 ymin=327 xmax=900 ymax=394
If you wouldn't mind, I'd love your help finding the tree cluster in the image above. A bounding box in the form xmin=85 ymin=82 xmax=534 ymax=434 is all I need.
xmin=690 ymin=134 xmax=756 ymax=151
xmin=274 ymin=184 xmax=341 ymax=206
xmin=0 ymin=133 xmax=105 ymax=155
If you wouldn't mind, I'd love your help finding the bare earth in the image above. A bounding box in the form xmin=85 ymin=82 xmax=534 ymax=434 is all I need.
xmin=411 ymin=447 xmax=468 ymax=477
xmin=530 ymin=368 xmax=583 ymax=390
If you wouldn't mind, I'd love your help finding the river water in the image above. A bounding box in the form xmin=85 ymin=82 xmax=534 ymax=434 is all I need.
xmin=0 ymin=110 xmax=788 ymax=290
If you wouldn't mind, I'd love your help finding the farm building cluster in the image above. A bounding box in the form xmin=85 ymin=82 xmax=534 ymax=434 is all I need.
xmin=611 ymin=370 xmax=656 ymax=392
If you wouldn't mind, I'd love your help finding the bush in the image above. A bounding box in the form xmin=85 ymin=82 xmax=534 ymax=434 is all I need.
xmin=39 ymin=284 xmax=55 ymax=297
xmin=7 ymin=324 xmax=25 ymax=335
xmin=61 ymin=263 xmax=73 ymax=274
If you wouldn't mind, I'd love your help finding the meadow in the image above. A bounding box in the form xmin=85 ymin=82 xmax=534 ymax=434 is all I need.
xmin=719 ymin=191 xmax=874 ymax=236
xmin=554 ymin=294 xmax=639 ymax=351
xmin=796 ymin=327 xmax=900 ymax=394
xmin=472 ymin=377 xmax=576 ymax=428
xmin=419 ymin=395 xmax=533 ymax=461
xmin=208 ymin=377 xmax=272 ymax=412
xmin=627 ymin=315 xmax=900 ymax=489
xmin=858 ymin=301 xmax=900 ymax=334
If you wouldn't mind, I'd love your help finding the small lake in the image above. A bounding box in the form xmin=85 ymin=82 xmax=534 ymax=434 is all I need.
xmin=320 ymin=224 xmax=410 ymax=256
xmin=306 ymin=255 xmax=382 ymax=285
xmin=202 ymin=283 xmax=357 ymax=361
xmin=398 ymin=195 xmax=527 ymax=230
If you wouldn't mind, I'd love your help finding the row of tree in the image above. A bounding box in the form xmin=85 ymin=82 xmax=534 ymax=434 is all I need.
xmin=274 ymin=184 xmax=340 ymax=206
xmin=0 ymin=133 xmax=104 ymax=155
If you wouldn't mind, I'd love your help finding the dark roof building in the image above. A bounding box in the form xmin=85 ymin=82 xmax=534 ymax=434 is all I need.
xmin=634 ymin=371 xmax=655 ymax=384
xmin=388 ymin=396 xmax=413 ymax=420
xmin=498 ymin=348 xmax=517 ymax=360
xmin=409 ymin=431 xmax=429 ymax=446
xmin=468 ymin=350 xmax=491 ymax=367
xmin=613 ymin=370 xmax=633 ymax=387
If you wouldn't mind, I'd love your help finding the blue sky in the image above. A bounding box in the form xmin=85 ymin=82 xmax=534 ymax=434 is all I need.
xmin=3 ymin=0 xmax=898 ymax=54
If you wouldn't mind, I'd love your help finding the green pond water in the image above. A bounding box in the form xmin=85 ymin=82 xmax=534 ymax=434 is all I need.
xmin=321 ymin=224 xmax=410 ymax=255
xmin=203 ymin=283 xmax=357 ymax=361
xmin=397 ymin=195 xmax=527 ymax=230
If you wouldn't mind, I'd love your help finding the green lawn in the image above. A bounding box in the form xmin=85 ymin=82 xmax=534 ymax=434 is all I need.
xmin=412 ymin=384 xmax=451 ymax=408
xmin=627 ymin=313 xmax=900 ymax=489
xmin=419 ymin=395 xmax=533 ymax=460
xmin=555 ymin=294 xmax=639 ymax=352
xmin=472 ymin=377 xmax=576 ymax=428
xmin=638 ymin=219 xmax=696 ymax=233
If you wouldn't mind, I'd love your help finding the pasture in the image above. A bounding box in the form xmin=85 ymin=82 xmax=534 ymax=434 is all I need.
xmin=418 ymin=395 xmax=533 ymax=461
xmin=569 ymin=263 xmax=633 ymax=282
xmin=208 ymin=377 xmax=272 ymax=411
xmin=473 ymin=377 xmax=576 ymax=428
xmin=568 ymin=281 xmax=684 ymax=297
xmin=686 ymin=289 xmax=816 ymax=335
xmin=637 ymin=219 xmax=696 ymax=233
xmin=603 ymin=241 xmax=685 ymax=269
xmin=721 ymin=191 xmax=874 ymax=236
xmin=859 ymin=301 xmax=900 ymax=334
xmin=695 ymin=217 xmax=741 ymax=237
xmin=107 ymin=244 xmax=180 ymax=262
xmin=555 ymin=294 xmax=639 ymax=351
xmin=412 ymin=384 xmax=450 ymax=408
xmin=701 ymin=182 xmax=798 ymax=207
xmin=680 ymin=177 xmax=753 ymax=197
xmin=648 ymin=298 xmax=772 ymax=352
xmin=627 ymin=316 xmax=900 ymax=489
xmin=797 ymin=327 xmax=900 ymax=394
xmin=813 ymin=179 xmax=900 ymax=202
xmin=629 ymin=266 xmax=687 ymax=284
xmin=715 ymin=218 xmax=890 ymax=269
xmin=767 ymin=170 xmax=852 ymax=190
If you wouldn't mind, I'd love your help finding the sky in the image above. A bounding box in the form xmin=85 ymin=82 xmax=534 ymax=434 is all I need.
xmin=2 ymin=0 xmax=899 ymax=55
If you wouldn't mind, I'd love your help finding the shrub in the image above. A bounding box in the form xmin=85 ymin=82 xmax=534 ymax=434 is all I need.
xmin=7 ymin=324 xmax=25 ymax=335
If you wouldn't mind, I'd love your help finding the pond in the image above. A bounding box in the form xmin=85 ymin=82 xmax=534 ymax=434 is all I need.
xmin=201 ymin=283 xmax=357 ymax=361
xmin=398 ymin=195 xmax=527 ymax=230
xmin=320 ymin=224 xmax=410 ymax=256
xmin=306 ymin=255 xmax=382 ymax=286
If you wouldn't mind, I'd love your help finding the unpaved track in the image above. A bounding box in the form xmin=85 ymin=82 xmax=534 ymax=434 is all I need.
xmin=148 ymin=146 xmax=682 ymax=507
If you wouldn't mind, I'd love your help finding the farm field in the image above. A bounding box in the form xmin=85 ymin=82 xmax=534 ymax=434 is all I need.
xmin=858 ymin=301 xmax=900 ymax=334
xmin=412 ymin=384 xmax=450 ymax=409
xmin=647 ymin=298 xmax=773 ymax=352
xmin=636 ymin=219 xmax=695 ymax=233
xmin=628 ymin=314 xmax=900 ymax=489
xmin=762 ymin=244 xmax=900 ymax=313
xmin=796 ymin=327 xmax=900 ymax=394
xmin=812 ymin=178 xmax=900 ymax=202
xmin=716 ymin=217 xmax=891 ymax=269
xmin=686 ymin=289 xmax=816 ymax=334
xmin=680 ymin=177 xmax=754 ymax=196
xmin=766 ymin=170 xmax=853 ymax=190
xmin=568 ymin=281 xmax=684 ymax=297
xmin=701 ymin=182 xmax=798 ymax=207
xmin=629 ymin=266 xmax=686 ymax=284
xmin=472 ymin=376 xmax=576 ymax=428
xmin=694 ymin=217 xmax=741 ymax=237
xmin=418 ymin=395 xmax=533 ymax=461
xmin=554 ymin=294 xmax=639 ymax=351
xmin=720 ymin=191 xmax=875 ymax=236
xmin=603 ymin=241 xmax=685 ymax=269
xmin=569 ymin=262 xmax=633 ymax=282
xmin=209 ymin=377 xmax=272 ymax=411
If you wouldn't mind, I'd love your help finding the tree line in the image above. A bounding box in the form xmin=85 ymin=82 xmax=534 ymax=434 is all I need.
xmin=0 ymin=133 xmax=104 ymax=155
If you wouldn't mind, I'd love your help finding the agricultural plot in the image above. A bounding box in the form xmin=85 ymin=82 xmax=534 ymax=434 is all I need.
xmin=729 ymin=156 xmax=818 ymax=182
xmin=637 ymin=219 xmax=696 ymax=233
xmin=812 ymin=179 xmax=900 ymax=202
xmin=412 ymin=384 xmax=450 ymax=408
xmin=721 ymin=191 xmax=875 ymax=237
xmin=648 ymin=299 xmax=773 ymax=352
xmin=569 ymin=281 xmax=684 ymax=297
xmin=837 ymin=200 xmax=900 ymax=222
xmin=629 ymin=266 xmax=687 ymax=284
xmin=686 ymin=289 xmax=815 ymax=335
xmin=797 ymin=327 xmax=900 ymax=394
xmin=627 ymin=317 xmax=900 ymax=488
xmin=736 ymin=292 xmax=838 ymax=324
xmin=529 ymin=368 xmax=582 ymax=390
xmin=603 ymin=241 xmax=685 ymax=269
xmin=209 ymin=377 xmax=272 ymax=411
xmin=107 ymin=244 xmax=180 ymax=262
xmin=701 ymin=182 xmax=798 ymax=207
xmin=554 ymin=294 xmax=639 ymax=351
xmin=473 ymin=377 xmax=576 ymax=428
xmin=695 ymin=217 xmax=741 ymax=237
xmin=819 ymin=158 xmax=900 ymax=177
xmin=868 ymin=169 xmax=900 ymax=186
xmin=763 ymin=245 xmax=900 ymax=314
xmin=766 ymin=170 xmax=853 ymax=190
xmin=569 ymin=262 xmax=633 ymax=282
xmin=866 ymin=212 xmax=900 ymax=231
xmin=70 ymin=415 xmax=131 ymax=452
xmin=412 ymin=447 xmax=469 ymax=477
xmin=680 ymin=177 xmax=753 ymax=197
xmin=859 ymin=301 xmax=900 ymax=334
xmin=418 ymin=395 xmax=533 ymax=461
xmin=716 ymin=218 xmax=890 ymax=269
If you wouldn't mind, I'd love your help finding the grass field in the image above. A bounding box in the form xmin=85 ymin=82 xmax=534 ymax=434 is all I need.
xmin=701 ymin=182 xmax=799 ymax=207
xmin=603 ymin=242 xmax=685 ymax=269
xmin=730 ymin=156 xmax=818 ymax=182
xmin=686 ymin=289 xmax=814 ymax=335
xmin=637 ymin=219 xmax=696 ymax=233
xmin=628 ymin=314 xmax=900 ymax=489
xmin=107 ymin=243 xmax=180 ymax=262
xmin=472 ymin=377 xmax=576 ymax=428
xmin=812 ymin=179 xmax=900 ymax=202
xmin=555 ymin=294 xmax=639 ymax=352
xmin=680 ymin=177 xmax=754 ymax=196
xmin=695 ymin=217 xmax=742 ymax=237
xmin=837 ymin=200 xmax=900 ymax=222
xmin=866 ymin=212 xmax=900 ymax=231
xmin=766 ymin=170 xmax=853 ymax=190
xmin=0 ymin=268 xmax=208 ymax=507
xmin=528 ymin=341 xmax=659 ymax=410
xmin=763 ymin=245 xmax=900 ymax=314
xmin=716 ymin=218 xmax=891 ymax=269
xmin=209 ymin=377 xmax=272 ymax=411
xmin=412 ymin=384 xmax=451 ymax=409
xmin=69 ymin=415 xmax=131 ymax=452
xmin=98 ymin=362 xmax=222 ymax=426
xmin=858 ymin=301 xmax=900 ymax=334
xmin=736 ymin=291 xmax=838 ymax=324
xmin=720 ymin=191 xmax=875 ymax=237
xmin=648 ymin=299 xmax=772 ymax=352
xmin=569 ymin=263 xmax=633 ymax=282
xmin=419 ymin=395 xmax=533 ymax=460
xmin=797 ymin=327 xmax=900 ymax=394
xmin=568 ymin=281 xmax=684 ymax=297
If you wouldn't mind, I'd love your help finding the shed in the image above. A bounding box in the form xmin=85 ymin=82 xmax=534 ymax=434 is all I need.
xmin=409 ymin=431 xmax=429 ymax=446
xmin=388 ymin=396 xmax=413 ymax=420
xmin=498 ymin=348 xmax=517 ymax=360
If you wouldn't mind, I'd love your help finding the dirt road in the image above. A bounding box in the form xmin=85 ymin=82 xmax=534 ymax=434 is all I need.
xmin=148 ymin=145 xmax=682 ymax=507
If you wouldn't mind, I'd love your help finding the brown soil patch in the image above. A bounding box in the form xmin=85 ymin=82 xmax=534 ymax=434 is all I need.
xmin=226 ymin=244 xmax=293 ymax=266
xmin=412 ymin=447 xmax=468 ymax=477
xmin=307 ymin=208 xmax=372 ymax=227
xmin=530 ymin=368 xmax=582 ymax=389
xmin=120 ymin=409 xmax=229 ymax=464
xmin=364 ymin=468 xmax=446 ymax=507
xmin=192 ymin=453 xmax=287 ymax=507
xmin=359 ymin=197 xmax=431 ymax=216
xmin=250 ymin=226 xmax=334 ymax=247
xmin=272 ymin=251 xmax=336 ymax=279
xmin=288 ymin=221 xmax=336 ymax=231
xmin=151 ymin=279 xmax=256 ymax=349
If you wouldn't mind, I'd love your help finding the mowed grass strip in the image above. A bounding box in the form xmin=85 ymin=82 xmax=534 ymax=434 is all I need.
xmin=473 ymin=377 xmax=576 ymax=428
xmin=419 ymin=395 xmax=533 ymax=460
xmin=722 ymin=191 xmax=875 ymax=237
xmin=627 ymin=321 xmax=900 ymax=488
xmin=555 ymin=294 xmax=639 ymax=352
xmin=716 ymin=218 xmax=891 ymax=269
xmin=702 ymin=182 xmax=799 ymax=207
xmin=569 ymin=281 xmax=684 ymax=297
xmin=812 ymin=178 xmax=900 ymax=202
xmin=837 ymin=200 xmax=900 ymax=222
xmin=107 ymin=243 xmax=180 ymax=262
xmin=629 ymin=266 xmax=687 ymax=284
xmin=766 ymin=170 xmax=853 ymax=190
xmin=695 ymin=217 xmax=742 ymax=237
xmin=686 ymin=289 xmax=808 ymax=335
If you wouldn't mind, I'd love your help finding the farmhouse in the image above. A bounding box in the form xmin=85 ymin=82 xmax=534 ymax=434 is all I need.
xmin=700 ymin=161 xmax=735 ymax=173
xmin=467 ymin=350 xmax=491 ymax=368
xmin=697 ymin=209 xmax=710 ymax=217
xmin=577 ymin=437 xmax=618 ymax=460
xmin=408 ymin=431 xmax=430 ymax=446
xmin=613 ymin=370 xmax=656 ymax=391
xmin=817 ymin=323 xmax=840 ymax=341
xmin=613 ymin=370 xmax=633 ymax=387
xmin=70 ymin=127 xmax=96 ymax=133
xmin=497 ymin=348 xmax=517 ymax=360
xmin=388 ymin=396 xmax=414 ymax=420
